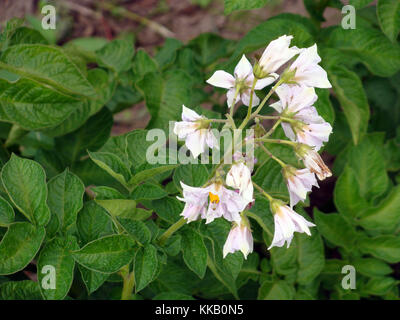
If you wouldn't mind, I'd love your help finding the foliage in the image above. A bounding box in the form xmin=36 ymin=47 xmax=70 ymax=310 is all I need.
xmin=0 ymin=0 xmax=399 ymax=300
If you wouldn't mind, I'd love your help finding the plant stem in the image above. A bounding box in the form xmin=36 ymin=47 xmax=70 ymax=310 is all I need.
xmin=98 ymin=1 xmax=174 ymax=38
xmin=258 ymin=143 xmax=286 ymax=168
xmin=263 ymin=119 xmax=282 ymax=138
xmin=256 ymin=138 xmax=297 ymax=146
xmin=229 ymin=87 xmax=240 ymax=120
xmin=121 ymin=273 xmax=135 ymax=300
xmin=205 ymin=119 xmax=229 ymax=123
xmin=253 ymin=182 xmax=274 ymax=201
xmin=158 ymin=217 xmax=187 ymax=246
xmin=250 ymin=79 xmax=284 ymax=120
xmin=239 ymin=78 xmax=257 ymax=130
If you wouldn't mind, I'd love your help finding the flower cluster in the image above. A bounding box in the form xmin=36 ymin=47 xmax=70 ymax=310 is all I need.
xmin=174 ymin=35 xmax=332 ymax=259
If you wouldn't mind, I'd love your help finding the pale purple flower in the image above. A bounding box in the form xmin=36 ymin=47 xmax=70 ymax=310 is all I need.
xmin=226 ymin=162 xmax=253 ymax=204
xmin=173 ymin=105 xmax=219 ymax=158
xmin=270 ymin=85 xmax=332 ymax=151
xmin=223 ymin=218 xmax=253 ymax=259
xmin=269 ymin=200 xmax=315 ymax=249
xmin=283 ymin=166 xmax=318 ymax=208
xmin=177 ymin=182 xmax=247 ymax=225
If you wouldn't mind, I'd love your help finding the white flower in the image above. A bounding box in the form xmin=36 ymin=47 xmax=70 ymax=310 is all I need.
xmin=272 ymin=84 xmax=317 ymax=114
xmin=226 ymin=154 xmax=254 ymax=204
xmin=205 ymin=182 xmax=248 ymax=224
xmin=177 ymin=181 xmax=247 ymax=224
xmin=287 ymin=44 xmax=331 ymax=88
xmin=206 ymin=54 xmax=277 ymax=108
xmin=268 ymin=200 xmax=315 ymax=249
xmin=296 ymin=144 xmax=332 ymax=180
xmin=223 ymin=217 xmax=253 ymax=259
xmin=173 ymin=105 xmax=219 ymax=158
xmin=177 ymin=182 xmax=209 ymax=223
xmin=255 ymin=35 xmax=301 ymax=78
xmin=270 ymin=85 xmax=332 ymax=151
xmin=283 ymin=166 xmax=318 ymax=208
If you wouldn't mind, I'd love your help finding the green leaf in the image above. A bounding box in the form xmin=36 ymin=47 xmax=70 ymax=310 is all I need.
xmin=47 ymin=169 xmax=85 ymax=232
xmin=43 ymin=69 xmax=115 ymax=137
xmin=72 ymin=235 xmax=135 ymax=274
xmin=92 ymin=186 xmax=126 ymax=200
xmin=131 ymin=49 xmax=159 ymax=82
xmin=327 ymin=27 xmax=400 ymax=77
xmin=0 ymin=222 xmax=45 ymax=275
xmin=334 ymin=166 xmax=369 ymax=219
xmin=0 ymin=44 xmax=96 ymax=98
xmin=224 ymin=0 xmax=269 ymax=14
xmin=253 ymin=161 xmax=288 ymax=201
xmin=96 ymin=39 xmax=134 ymax=73
xmin=173 ymin=163 xmax=210 ymax=189
xmin=314 ymin=209 xmax=358 ymax=251
xmin=1 ymin=154 xmax=50 ymax=226
xmin=349 ymin=0 xmax=374 ymax=9
xmin=129 ymin=164 xmax=178 ymax=186
xmin=345 ymin=135 xmax=388 ymax=201
xmin=117 ymin=218 xmax=151 ymax=245
xmin=353 ymin=258 xmax=393 ymax=277
xmin=314 ymin=88 xmax=335 ymax=125
xmin=55 ymin=107 xmax=113 ymax=163
xmin=181 ymin=229 xmax=208 ymax=279
xmin=224 ymin=14 xmax=314 ymax=71
xmin=78 ymin=265 xmax=109 ymax=295
xmin=136 ymin=70 xmax=192 ymax=132
xmin=76 ymin=201 xmax=114 ymax=245
xmin=359 ymin=235 xmax=400 ymax=263
xmin=125 ymin=130 xmax=153 ymax=168
xmin=154 ymin=38 xmax=183 ymax=69
xmin=258 ymin=280 xmax=296 ymax=300
xmin=362 ymin=277 xmax=397 ymax=296
xmin=377 ymin=0 xmax=400 ymax=42
xmin=0 ymin=195 xmax=14 ymax=227
xmin=0 ymin=280 xmax=42 ymax=300
xmin=8 ymin=27 xmax=48 ymax=46
xmin=359 ymin=185 xmax=400 ymax=233
xmin=37 ymin=236 xmax=79 ymax=300
xmin=328 ymin=66 xmax=369 ymax=145
xmin=88 ymin=151 xmax=131 ymax=188
xmin=153 ymin=292 xmax=195 ymax=300
xmin=130 ymin=183 xmax=167 ymax=201
xmin=149 ymin=196 xmax=183 ymax=223
xmin=134 ymin=244 xmax=159 ymax=292
xmin=95 ymin=199 xmax=137 ymax=218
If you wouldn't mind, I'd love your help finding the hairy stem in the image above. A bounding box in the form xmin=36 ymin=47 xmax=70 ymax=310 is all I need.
xmin=158 ymin=217 xmax=187 ymax=246
xmin=258 ymin=143 xmax=286 ymax=168
xmin=253 ymin=182 xmax=274 ymax=201
xmin=120 ymin=265 xmax=135 ymax=300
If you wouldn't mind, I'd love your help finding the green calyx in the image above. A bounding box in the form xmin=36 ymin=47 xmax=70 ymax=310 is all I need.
xmin=280 ymin=67 xmax=297 ymax=84
xmin=282 ymin=165 xmax=297 ymax=180
xmin=269 ymin=198 xmax=286 ymax=215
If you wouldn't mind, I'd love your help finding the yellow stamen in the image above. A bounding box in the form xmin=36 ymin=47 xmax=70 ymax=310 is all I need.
xmin=209 ymin=192 xmax=220 ymax=204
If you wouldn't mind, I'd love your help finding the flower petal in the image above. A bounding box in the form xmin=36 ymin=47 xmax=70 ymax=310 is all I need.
xmin=206 ymin=70 xmax=235 ymax=89
xmin=234 ymin=54 xmax=253 ymax=80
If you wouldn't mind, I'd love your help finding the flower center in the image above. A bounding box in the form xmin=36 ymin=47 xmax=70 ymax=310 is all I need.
xmin=209 ymin=192 xmax=220 ymax=205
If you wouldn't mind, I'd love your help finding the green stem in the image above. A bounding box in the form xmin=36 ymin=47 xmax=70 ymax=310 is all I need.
xmin=239 ymin=78 xmax=257 ymax=130
xmin=250 ymin=79 xmax=284 ymax=120
xmin=229 ymin=87 xmax=240 ymax=120
xmin=253 ymin=182 xmax=274 ymax=201
xmin=256 ymin=115 xmax=298 ymax=123
xmin=158 ymin=217 xmax=187 ymax=246
xmin=121 ymin=273 xmax=135 ymax=300
xmin=258 ymin=143 xmax=286 ymax=168
xmin=256 ymin=138 xmax=297 ymax=147
xmin=263 ymin=119 xmax=282 ymax=139
xmin=205 ymin=119 xmax=229 ymax=123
